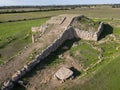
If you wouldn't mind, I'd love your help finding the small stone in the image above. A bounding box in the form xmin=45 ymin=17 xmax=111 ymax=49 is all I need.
xmin=62 ymin=46 xmax=68 ymax=50
xmin=58 ymin=54 xmax=64 ymax=59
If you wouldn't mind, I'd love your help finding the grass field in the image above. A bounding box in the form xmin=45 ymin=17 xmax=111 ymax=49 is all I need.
xmin=0 ymin=8 xmax=120 ymax=22
xmin=0 ymin=18 xmax=48 ymax=64
xmin=80 ymin=55 xmax=120 ymax=90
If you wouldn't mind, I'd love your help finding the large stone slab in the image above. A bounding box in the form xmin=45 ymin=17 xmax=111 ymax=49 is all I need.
xmin=54 ymin=67 xmax=73 ymax=80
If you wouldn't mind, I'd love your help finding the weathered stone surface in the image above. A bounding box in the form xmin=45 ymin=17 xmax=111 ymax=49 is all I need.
xmin=1 ymin=80 xmax=14 ymax=90
xmin=54 ymin=67 xmax=73 ymax=80
xmin=74 ymin=22 xmax=104 ymax=41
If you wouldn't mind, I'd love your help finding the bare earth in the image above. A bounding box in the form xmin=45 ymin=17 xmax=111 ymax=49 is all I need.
xmin=26 ymin=51 xmax=82 ymax=90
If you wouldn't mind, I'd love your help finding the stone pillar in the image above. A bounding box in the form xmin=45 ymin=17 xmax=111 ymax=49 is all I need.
xmin=32 ymin=34 xmax=35 ymax=43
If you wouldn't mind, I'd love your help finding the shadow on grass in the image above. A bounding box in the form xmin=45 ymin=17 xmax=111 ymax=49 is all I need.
xmin=70 ymin=67 xmax=81 ymax=78
xmin=12 ymin=84 xmax=26 ymax=90
xmin=12 ymin=38 xmax=80 ymax=90
xmin=98 ymin=24 xmax=113 ymax=40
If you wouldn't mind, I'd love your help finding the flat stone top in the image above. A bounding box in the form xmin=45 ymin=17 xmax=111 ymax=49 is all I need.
xmin=55 ymin=67 xmax=73 ymax=80
xmin=46 ymin=14 xmax=78 ymax=25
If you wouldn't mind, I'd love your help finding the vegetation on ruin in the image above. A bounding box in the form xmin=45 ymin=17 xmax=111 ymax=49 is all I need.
xmin=69 ymin=40 xmax=99 ymax=69
xmin=71 ymin=15 xmax=100 ymax=32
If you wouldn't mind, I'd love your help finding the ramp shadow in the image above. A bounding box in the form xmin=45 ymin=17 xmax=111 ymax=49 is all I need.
xmin=98 ymin=24 xmax=113 ymax=40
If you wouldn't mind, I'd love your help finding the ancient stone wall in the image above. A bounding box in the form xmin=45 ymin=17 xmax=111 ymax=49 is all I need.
xmin=74 ymin=22 xmax=104 ymax=41
xmin=1 ymin=27 xmax=75 ymax=90
xmin=96 ymin=22 xmax=104 ymax=38
xmin=74 ymin=28 xmax=95 ymax=40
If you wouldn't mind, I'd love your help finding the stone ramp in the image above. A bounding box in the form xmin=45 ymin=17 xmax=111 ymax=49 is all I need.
xmin=0 ymin=15 xmax=76 ymax=90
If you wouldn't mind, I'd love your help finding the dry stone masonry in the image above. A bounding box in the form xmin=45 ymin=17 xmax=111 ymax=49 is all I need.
xmin=74 ymin=22 xmax=104 ymax=41
xmin=1 ymin=14 xmax=104 ymax=90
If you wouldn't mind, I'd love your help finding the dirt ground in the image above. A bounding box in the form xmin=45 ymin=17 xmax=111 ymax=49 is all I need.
xmin=13 ymin=48 xmax=83 ymax=90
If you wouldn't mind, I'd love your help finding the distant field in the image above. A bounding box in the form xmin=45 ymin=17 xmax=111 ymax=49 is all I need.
xmin=0 ymin=8 xmax=40 ymax=12
xmin=0 ymin=18 xmax=48 ymax=64
xmin=0 ymin=8 xmax=120 ymax=22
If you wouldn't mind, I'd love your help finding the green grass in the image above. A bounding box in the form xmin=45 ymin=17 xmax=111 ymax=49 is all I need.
xmin=0 ymin=18 xmax=48 ymax=63
xmin=99 ymin=41 xmax=118 ymax=57
xmin=114 ymin=27 xmax=120 ymax=35
xmin=70 ymin=40 xmax=98 ymax=69
xmin=78 ymin=55 xmax=120 ymax=90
